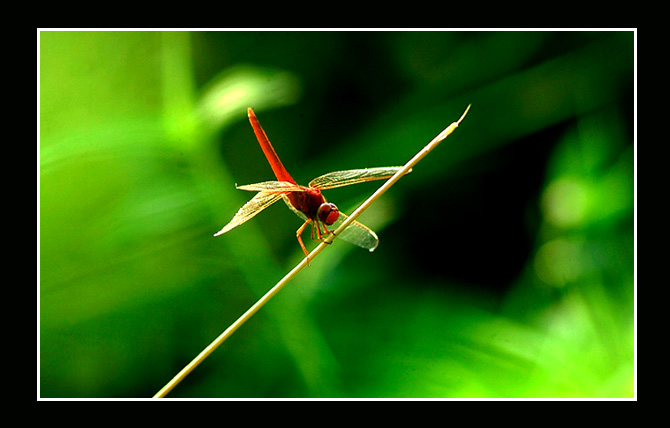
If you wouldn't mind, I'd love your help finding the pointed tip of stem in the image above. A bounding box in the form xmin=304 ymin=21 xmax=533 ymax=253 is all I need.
xmin=458 ymin=104 xmax=471 ymax=124
xmin=432 ymin=104 xmax=472 ymax=144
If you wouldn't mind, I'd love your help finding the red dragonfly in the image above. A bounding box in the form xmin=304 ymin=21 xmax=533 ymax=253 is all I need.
xmin=214 ymin=108 xmax=408 ymax=257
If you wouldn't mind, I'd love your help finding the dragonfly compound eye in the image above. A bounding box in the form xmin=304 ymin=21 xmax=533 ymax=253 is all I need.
xmin=318 ymin=203 xmax=339 ymax=225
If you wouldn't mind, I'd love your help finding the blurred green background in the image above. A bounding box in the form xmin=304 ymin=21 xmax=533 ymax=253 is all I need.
xmin=39 ymin=30 xmax=634 ymax=398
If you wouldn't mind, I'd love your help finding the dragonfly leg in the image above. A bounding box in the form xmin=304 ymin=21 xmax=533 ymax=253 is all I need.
xmin=313 ymin=221 xmax=332 ymax=245
xmin=296 ymin=219 xmax=312 ymax=258
xmin=321 ymin=223 xmax=335 ymax=236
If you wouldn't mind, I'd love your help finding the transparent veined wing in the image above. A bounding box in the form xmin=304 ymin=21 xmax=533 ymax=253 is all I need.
xmin=236 ymin=181 xmax=308 ymax=193
xmin=213 ymin=191 xmax=284 ymax=236
xmin=281 ymin=196 xmax=379 ymax=252
xmin=330 ymin=211 xmax=379 ymax=252
xmin=308 ymin=167 xmax=410 ymax=190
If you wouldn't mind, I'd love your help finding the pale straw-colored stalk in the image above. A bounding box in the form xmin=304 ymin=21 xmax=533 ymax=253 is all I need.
xmin=153 ymin=104 xmax=470 ymax=398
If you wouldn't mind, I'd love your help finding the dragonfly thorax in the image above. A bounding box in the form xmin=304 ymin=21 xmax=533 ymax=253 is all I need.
xmin=286 ymin=188 xmax=328 ymax=221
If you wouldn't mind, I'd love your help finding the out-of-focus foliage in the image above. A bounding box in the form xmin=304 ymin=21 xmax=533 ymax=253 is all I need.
xmin=39 ymin=30 xmax=634 ymax=398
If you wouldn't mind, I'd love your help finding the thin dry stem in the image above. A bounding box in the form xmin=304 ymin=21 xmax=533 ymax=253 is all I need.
xmin=153 ymin=104 xmax=470 ymax=398
xmin=326 ymin=104 xmax=471 ymax=241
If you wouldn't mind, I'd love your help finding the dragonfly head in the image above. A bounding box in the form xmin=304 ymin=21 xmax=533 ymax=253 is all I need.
xmin=317 ymin=202 xmax=339 ymax=226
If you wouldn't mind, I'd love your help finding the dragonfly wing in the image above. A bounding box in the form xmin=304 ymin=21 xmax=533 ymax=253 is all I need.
xmin=309 ymin=167 xmax=410 ymax=190
xmin=283 ymin=196 xmax=378 ymax=252
xmin=237 ymin=181 xmax=307 ymax=193
xmin=331 ymin=212 xmax=379 ymax=252
xmin=214 ymin=191 xmax=284 ymax=236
